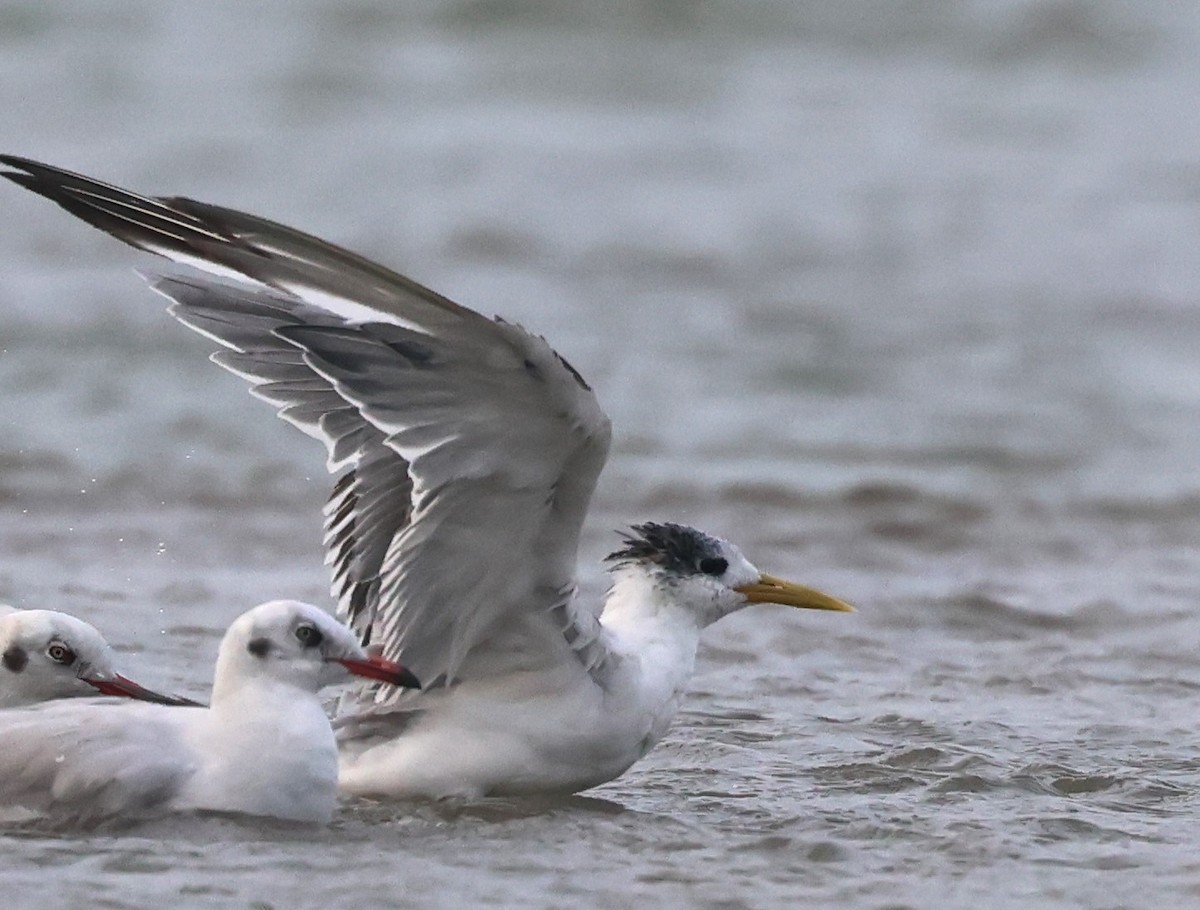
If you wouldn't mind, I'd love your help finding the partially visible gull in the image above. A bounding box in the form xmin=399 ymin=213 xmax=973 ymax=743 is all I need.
xmin=0 ymin=600 xmax=420 ymax=825
xmin=0 ymin=606 xmax=197 ymax=707
xmin=0 ymin=156 xmax=854 ymax=799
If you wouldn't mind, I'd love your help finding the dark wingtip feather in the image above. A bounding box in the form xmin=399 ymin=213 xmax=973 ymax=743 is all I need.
xmin=0 ymin=155 xmax=107 ymax=206
xmin=0 ymin=156 xmax=75 ymax=205
xmin=0 ymin=154 xmax=45 ymax=179
xmin=1 ymin=169 xmax=38 ymax=192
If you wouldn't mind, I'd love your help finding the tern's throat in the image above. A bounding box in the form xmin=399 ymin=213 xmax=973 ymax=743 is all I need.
xmin=600 ymin=568 xmax=704 ymax=688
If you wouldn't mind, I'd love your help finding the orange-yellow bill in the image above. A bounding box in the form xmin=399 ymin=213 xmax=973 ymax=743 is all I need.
xmin=735 ymin=573 xmax=854 ymax=612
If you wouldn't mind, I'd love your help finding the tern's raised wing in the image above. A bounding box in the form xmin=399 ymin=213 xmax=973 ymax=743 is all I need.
xmin=0 ymin=154 xmax=466 ymax=323
xmin=159 ymin=274 xmax=614 ymax=691
xmin=154 ymin=277 xmax=414 ymax=647
xmin=0 ymin=701 xmax=190 ymax=825
xmin=0 ymin=157 xmax=616 ymax=692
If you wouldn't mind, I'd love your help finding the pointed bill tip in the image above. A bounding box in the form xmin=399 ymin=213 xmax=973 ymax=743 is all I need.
xmin=85 ymin=674 xmax=204 ymax=706
xmin=337 ymin=656 xmax=422 ymax=689
xmin=736 ymin=573 xmax=855 ymax=613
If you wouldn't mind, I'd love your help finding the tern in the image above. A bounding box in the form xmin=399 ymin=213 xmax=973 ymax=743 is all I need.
xmin=0 ymin=600 xmax=420 ymax=824
xmin=0 ymin=605 xmax=198 ymax=707
xmin=0 ymin=156 xmax=854 ymax=799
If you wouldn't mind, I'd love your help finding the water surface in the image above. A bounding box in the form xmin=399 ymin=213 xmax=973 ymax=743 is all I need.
xmin=2 ymin=2 xmax=1200 ymax=907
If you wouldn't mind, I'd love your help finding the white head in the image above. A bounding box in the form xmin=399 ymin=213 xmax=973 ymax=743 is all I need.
xmin=211 ymin=600 xmax=420 ymax=703
xmin=0 ymin=609 xmax=193 ymax=707
xmin=605 ymin=523 xmax=854 ymax=628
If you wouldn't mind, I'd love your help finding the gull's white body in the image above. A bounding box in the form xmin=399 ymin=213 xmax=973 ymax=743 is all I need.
xmin=0 ymin=601 xmax=377 ymax=824
xmin=0 ymin=157 xmax=853 ymax=800
xmin=172 ymin=672 xmax=341 ymax=821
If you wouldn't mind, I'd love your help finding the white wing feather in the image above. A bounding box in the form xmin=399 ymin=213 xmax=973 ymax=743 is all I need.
xmin=0 ymin=701 xmax=193 ymax=824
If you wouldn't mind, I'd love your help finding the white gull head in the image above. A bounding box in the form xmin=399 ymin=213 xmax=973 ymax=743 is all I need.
xmin=0 ymin=600 xmax=420 ymax=826
xmin=209 ymin=598 xmax=416 ymax=704
xmin=0 ymin=608 xmax=191 ymax=708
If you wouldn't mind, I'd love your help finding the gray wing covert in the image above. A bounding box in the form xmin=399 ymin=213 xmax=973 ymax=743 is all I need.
xmin=272 ymin=314 xmax=612 ymax=688
xmin=158 ymin=275 xmax=412 ymax=638
xmin=159 ymin=275 xmax=614 ymax=688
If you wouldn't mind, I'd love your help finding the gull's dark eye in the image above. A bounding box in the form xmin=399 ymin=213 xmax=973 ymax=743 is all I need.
xmin=294 ymin=624 xmax=324 ymax=648
xmin=46 ymin=642 xmax=76 ymax=665
xmin=698 ymin=557 xmax=728 ymax=577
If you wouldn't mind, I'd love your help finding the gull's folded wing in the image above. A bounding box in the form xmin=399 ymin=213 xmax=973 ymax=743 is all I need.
xmin=0 ymin=702 xmax=189 ymax=825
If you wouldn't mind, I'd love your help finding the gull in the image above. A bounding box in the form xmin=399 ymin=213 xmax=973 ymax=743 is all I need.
xmin=0 ymin=605 xmax=198 ymax=707
xmin=0 ymin=156 xmax=854 ymax=799
xmin=0 ymin=600 xmax=420 ymax=825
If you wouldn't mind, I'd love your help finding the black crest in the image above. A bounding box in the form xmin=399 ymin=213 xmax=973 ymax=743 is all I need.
xmin=606 ymin=523 xmax=723 ymax=576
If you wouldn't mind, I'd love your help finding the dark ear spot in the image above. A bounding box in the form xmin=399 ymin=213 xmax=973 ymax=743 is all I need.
xmin=2 ymin=646 xmax=27 ymax=673
xmin=247 ymin=637 xmax=272 ymax=658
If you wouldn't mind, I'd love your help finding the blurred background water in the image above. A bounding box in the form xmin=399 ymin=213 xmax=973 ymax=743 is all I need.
xmin=2 ymin=1 xmax=1200 ymax=907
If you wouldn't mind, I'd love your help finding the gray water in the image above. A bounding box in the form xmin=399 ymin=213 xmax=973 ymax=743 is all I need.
xmin=2 ymin=1 xmax=1200 ymax=907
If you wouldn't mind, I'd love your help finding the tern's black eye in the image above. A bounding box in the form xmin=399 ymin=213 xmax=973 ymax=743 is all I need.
xmin=294 ymin=624 xmax=324 ymax=648
xmin=698 ymin=557 xmax=728 ymax=577
xmin=46 ymin=641 xmax=76 ymax=665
